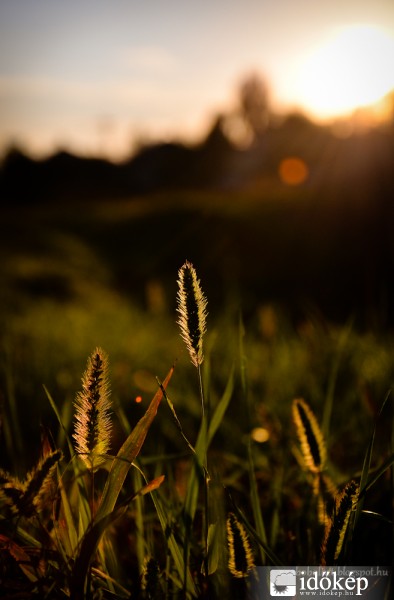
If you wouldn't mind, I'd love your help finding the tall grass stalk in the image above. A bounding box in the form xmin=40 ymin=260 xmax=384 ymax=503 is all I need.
xmin=177 ymin=260 xmax=210 ymax=577
xmin=239 ymin=313 xmax=268 ymax=564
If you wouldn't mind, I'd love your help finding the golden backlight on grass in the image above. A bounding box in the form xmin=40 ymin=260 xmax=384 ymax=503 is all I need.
xmin=279 ymin=157 xmax=309 ymax=186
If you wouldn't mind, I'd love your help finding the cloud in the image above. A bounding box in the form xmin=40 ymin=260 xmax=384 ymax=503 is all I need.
xmin=275 ymin=571 xmax=296 ymax=586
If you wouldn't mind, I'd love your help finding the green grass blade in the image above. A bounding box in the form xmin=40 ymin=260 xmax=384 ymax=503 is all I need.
xmin=96 ymin=366 xmax=173 ymax=521
xmin=55 ymin=466 xmax=78 ymax=556
xmin=354 ymin=391 xmax=391 ymax=529
xmin=69 ymin=474 xmax=166 ymax=600
xmin=322 ymin=320 xmax=353 ymax=440
xmin=1 ymin=346 xmax=24 ymax=463
xmin=207 ymin=365 xmax=234 ymax=446
xmin=149 ymin=489 xmax=198 ymax=598
xmin=160 ymin=383 xmax=196 ymax=456
xmin=70 ymin=505 xmax=128 ymax=600
xmin=132 ymin=467 xmax=146 ymax=574
xmin=363 ymin=452 xmax=394 ymax=494
xmin=183 ymin=365 xmax=234 ymax=526
xmin=361 ymin=510 xmax=393 ymax=525
xmin=207 ymin=522 xmax=220 ymax=575
xmin=44 ymin=384 xmax=75 ymax=458
xmin=0 ymin=517 xmax=41 ymax=548
xmin=44 ymin=385 xmax=92 ymax=533
xmin=269 ymin=466 xmax=284 ymax=549
xmin=247 ymin=440 xmax=268 ymax=565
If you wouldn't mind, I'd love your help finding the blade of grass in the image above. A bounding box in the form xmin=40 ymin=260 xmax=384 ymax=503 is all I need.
xmin=269 ymin=464 xmax=284 ymax=549
xmin=0 ymin=517 xmax=40 ymax=548
xmin=133 ymin=467 xmax=146 ymax=575
xmin=44 ymin=385 xmax=74 ymax=458
xmin=345 ymin=391 xmax=393 ymax=564
xmin=149 ymin=488 xmax=198 ymax=598
xmin=181 ymin=366 xmax=235 ymax=587
xmin=362 ymin=452 xmax=394 ymax=495
xmin=70 ymin=505 xmax=129 ymax=600
xmin=183 ymin=365 xmax=234 ymax=526
xmin=97 ymin=536 xmax=117 ymax=596
xmin=206 ymin=476 xmax=226 ymax=577
xmin=361 ymin=510 xmax=393 ymax=524
xmin=70 ymin=474 xmax=166 ymax=600
xmin=55 ymin=465 xmax=78 ymax=556
xmin=247 ymin=439 xmax=268 ymax=565
xmin=356 ymin=391 xmax=391 ymax=525
xmin=207 ymin=365 xmax=234 ymax=446
xmin=91 ymin=566 xmax=130 ymax=598
xmin=96 ymin=366 xmax=173 ymax=521
xmin=159 ymin=382 xmax=196 ymax=456
xmin=1 ymin=345 xmax=24 ymax=464
xmin=322 ymin=320 xmax=353 ymax=440
xmin=45 ymin=385 xmax=91 ymax=534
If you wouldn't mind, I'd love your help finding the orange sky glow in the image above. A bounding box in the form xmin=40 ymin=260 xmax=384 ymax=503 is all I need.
xmin=0 ymin=1 xmax=393 ymax=161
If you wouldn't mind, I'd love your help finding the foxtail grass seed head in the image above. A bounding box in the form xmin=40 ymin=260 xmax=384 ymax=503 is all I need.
xmin=177 ymin=261 xmax=208 ymax=367
xmin=292 ymin=398 xmax=327 ymax=474
xmin=227 ymin=512 xmax=255 ymax=578
xmin=23 ymin=449 xmax=62 ymax=515
xmin=141 ymin=556 xmax=160 ymax=596
xmin=0 ymin=450 xmax=62 ymax=517
xmin=321 ymin=480 xmax=359 ymax=565
xmin=73 ymin=347 xmax=112 ymax=471
xmin=316 ymin=474 xmax=337 ymax=526
xmin=0 ymin=471 xmax=24 ymax=517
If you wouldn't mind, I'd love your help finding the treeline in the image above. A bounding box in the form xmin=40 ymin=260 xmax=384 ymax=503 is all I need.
xmin=1 ymin=110 xmax=393 ymax=205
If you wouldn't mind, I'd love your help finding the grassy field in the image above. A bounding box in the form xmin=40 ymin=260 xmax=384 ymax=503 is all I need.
xmin=0 ymin=194 xmax=393 ymax=597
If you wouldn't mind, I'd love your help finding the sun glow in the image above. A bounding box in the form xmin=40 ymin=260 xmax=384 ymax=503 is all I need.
xmin=296 ymin=25 xmax=394 ymax=119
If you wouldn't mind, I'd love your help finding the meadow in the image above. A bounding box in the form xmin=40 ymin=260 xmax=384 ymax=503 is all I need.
xmin=0 ymin=192 xmax=393 ymax=598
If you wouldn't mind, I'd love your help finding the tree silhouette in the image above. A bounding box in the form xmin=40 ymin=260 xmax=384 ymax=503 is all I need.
xmin=238 ymin=73 xmax=270 ymax=142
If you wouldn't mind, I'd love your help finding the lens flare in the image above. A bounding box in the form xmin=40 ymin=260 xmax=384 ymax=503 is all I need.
xmin=278 ymin=157 xmax=309 ymax=186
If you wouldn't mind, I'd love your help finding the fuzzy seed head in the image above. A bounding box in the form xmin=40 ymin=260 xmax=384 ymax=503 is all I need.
xmin=321 ymin=480 xmax=359 ymax=565
xmin=293 ymin=398 xmax=327 ymax=474
xmin=73 ymin=347 xmax=112 ymax=470
xmin=141 ymin=556 xmax=160 ymax=595
xmin=0 ymin=450 xmax=62 ymax=517
xmin=227 ymin=512 xmax=255 ymax=578
xmin=177 ymin=261 xmax=208 ymax=367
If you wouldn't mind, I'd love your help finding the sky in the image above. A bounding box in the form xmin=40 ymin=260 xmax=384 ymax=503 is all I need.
xmin=0 ymin=0 xmax=393 ymax=161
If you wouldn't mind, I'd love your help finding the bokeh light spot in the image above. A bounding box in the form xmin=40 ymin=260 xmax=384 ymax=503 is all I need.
xmin=251 ymin=427 xmax=270 ymax=443
xmin=278 ymin=157 xmax=309 ymax=186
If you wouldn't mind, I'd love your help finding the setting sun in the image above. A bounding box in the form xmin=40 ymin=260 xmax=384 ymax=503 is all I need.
xmin=296 ymin=25 xmax=394 ymax=119
xmin=1 ymin=2 xmax=394 ymax=159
